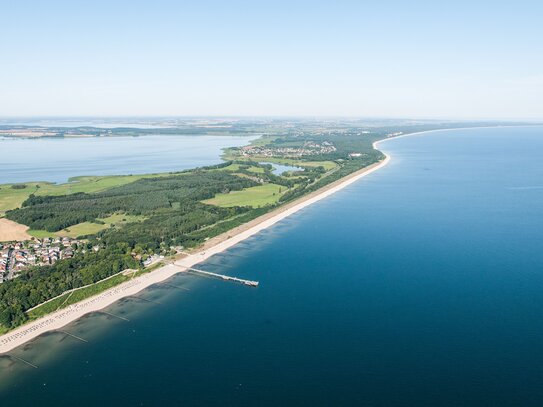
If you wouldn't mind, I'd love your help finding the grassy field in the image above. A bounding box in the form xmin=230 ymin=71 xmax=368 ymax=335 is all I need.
xmin=215 ymin=163 xmax=265 ymax=173
xmin=29 ymin=222 xmax=107 ymax=239
xmin=26 ymin=293 xmax=71 ymax=320
xmin=247 ymin=135 xmax=278 ymax=147
xmin=203 ymin=183 xmax=285 ymax=207
xmin=68 ymin=274 xmax=129 ymax=303
xmin=0 ymin=154 xmax=332 ymax=216
xmin=0 ymin=184 xmax=40 ymax=216
xmin=0 ymin=173 xmax=171 ymax=215
xmin=28 ymin=213 xmax=146 ymax=239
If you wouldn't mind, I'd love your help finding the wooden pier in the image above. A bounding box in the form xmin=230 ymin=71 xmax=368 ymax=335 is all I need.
xmin=181 ymin=266 xmax=259 ymax=287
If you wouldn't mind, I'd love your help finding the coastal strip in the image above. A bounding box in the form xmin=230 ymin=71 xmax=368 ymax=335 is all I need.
xmin=0 ymin=146 xmax=391 ymax=354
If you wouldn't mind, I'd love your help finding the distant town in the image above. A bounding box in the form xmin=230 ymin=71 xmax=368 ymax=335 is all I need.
xmin=0 ymin=236 xmax=173 ymax=284
xmin=239 ymin=141 xmax=337 ymax=158
xmin=0 ymin=237 xmax=80 ymax=283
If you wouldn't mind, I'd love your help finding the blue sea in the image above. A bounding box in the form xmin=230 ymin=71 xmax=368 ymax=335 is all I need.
xmin=1 ymin=126 xmax=543 ymax=406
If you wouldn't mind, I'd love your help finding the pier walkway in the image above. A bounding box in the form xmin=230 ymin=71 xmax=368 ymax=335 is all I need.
xmin=179 ymin=266 xmax=259 ymax=287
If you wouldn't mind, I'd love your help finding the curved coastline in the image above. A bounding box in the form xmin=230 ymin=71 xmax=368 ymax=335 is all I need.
xmin=2 ymin=126 xmax=492 ymax=354
xmin=0 ymin=153 xmax=392 ymax=354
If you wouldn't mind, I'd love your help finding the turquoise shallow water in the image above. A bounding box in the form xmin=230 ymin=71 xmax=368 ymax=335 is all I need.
xmin=1 ymin=126 xmax=543 ymax=406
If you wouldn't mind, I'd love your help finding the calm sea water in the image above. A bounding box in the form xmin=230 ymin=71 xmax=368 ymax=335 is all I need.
xmin=0 ymin=135 xmax=253 ymax=184
xmin=2 ymin=126 xmax=543 ymax=406
xmin=260 ymin=162 xmax=303 ymax=175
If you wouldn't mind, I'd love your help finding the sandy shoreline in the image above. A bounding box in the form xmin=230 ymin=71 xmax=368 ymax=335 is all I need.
xmin=0 ymin=146 xmax=391 ymax=354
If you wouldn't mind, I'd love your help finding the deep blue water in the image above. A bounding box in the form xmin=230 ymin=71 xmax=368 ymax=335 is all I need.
xmin=0 ymin=135 xmax=253 ymax=184
xmin=2 ymin=126 xmax=543 ymax=406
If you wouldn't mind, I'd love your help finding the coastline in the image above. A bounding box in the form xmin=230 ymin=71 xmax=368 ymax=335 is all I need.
xmin=3 ymin=124 xmax=530 ymax=354
xmin=0 ymin=146 xmax=391 ymax=354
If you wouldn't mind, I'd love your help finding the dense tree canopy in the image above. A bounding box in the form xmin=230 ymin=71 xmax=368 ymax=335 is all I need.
xmin=7 ymin=171 xmax=257 ymax=231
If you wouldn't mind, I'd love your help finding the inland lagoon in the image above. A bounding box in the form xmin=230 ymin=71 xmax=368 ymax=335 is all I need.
xmin=0 ymin=134 xmax=254 ymax=184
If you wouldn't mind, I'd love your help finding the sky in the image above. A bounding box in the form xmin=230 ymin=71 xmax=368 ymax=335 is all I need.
xmin=1 ymin=0 xmax=542 ymax=119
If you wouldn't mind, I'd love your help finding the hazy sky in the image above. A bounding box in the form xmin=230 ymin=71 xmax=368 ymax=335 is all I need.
xmin=1 ymin=0 xmax=542 ymax=119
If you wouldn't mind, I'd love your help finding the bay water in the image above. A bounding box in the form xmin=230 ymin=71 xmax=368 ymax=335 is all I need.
xmin=0 ymin=135 xmax=253 ymax=184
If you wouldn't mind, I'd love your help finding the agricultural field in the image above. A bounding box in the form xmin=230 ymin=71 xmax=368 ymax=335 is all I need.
xmin=0 ymin=184 xmax=39 ymax=215
xmin=203 ymin=183 xmax=285 ymax=208
xmin=0 ymin=173 xmax=170 ymax=215
xmin=215 ymin=163 xmax=265 ymax=173
xmin=28 ymin=213 xmax=146 ymax=239
xmin=0 ymin=218 xmax=31 ymax=241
